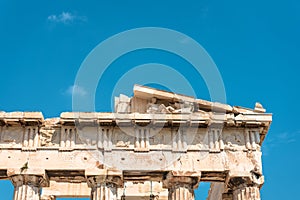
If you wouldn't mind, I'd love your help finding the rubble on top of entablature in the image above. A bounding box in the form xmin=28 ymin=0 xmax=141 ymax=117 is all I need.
xmin=113 ymin=84 xmax=267 ymax=115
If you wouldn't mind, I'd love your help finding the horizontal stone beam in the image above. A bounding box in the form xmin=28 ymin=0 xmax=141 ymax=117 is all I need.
xmin=40 ymin=181 xmax=168 ymax=199
xmin=41 ymin=181 xmax=90 ymax=197
xmin=0 ymin=149 xmax=262 ymax=183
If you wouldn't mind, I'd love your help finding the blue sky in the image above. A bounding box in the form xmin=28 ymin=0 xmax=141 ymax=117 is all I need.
xmin=0 ymin=0 xmax=300 ymax=199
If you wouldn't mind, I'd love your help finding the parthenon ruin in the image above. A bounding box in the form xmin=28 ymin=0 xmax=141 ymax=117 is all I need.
xmin=0 ymin=85 xmax=272 ymax=200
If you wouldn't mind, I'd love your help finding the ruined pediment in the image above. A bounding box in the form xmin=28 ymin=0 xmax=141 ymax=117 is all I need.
xmin=115 ymin=84 xmax=266 ymax=115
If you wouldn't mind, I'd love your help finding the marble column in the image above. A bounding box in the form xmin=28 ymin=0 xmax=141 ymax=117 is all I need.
xmin=168 ymin=183 xmax=194 ymax=200
xmin=163 ymin=174 xmax=198 ymax=200
xmin=225 ymin=175 xmax=263 ymax=200
xmin=233 ymin=186 xmax=260 ymax=200
xmin=91 ymin=183 xmax=117 ymax=200
xmin=88 ymin=176 xmax=121 ymax=200
xmin=11 ymin=175 xmax=44 ymax=200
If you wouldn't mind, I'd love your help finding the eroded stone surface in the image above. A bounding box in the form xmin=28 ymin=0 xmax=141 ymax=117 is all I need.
xmin=0 ymin=85 xmax=272 ymax=199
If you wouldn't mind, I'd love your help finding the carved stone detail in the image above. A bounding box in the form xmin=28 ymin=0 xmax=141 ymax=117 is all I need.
xmin=87 ymin=176 xmax=121 ymax=200
xmin=39 ymin=128 xmax=55 ymax=147
xmin=97 ymin=127 xmax=113 ymax=150
xmin=134 ymin=127 xmax=150 ymax=151
xmin=60 ymin=126 xmax=76 ymax=148
xmin=208 ymin=128 xmax=224 ymax=152
xmin=23 ymin=127 xmax=39 ymax=148
xmin=244 ymin=129 xmax=260 ymax=151
xmin=11 ymin=175 xmax=45 ymax=200
xmin=233 ymin=186 xmax=260 ymax=200
xmin=115 ymin=94 xmax=131 ymax=113
xmin=225 ymin=175 xmax=264 ymax=200
xmin=163 ymin=173 xmax=198 ymax=200
xmin=172 ymin=128 xmax=187 ymax=152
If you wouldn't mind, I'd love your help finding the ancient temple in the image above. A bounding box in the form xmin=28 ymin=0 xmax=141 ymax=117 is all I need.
xmin=0 ymin=85 xmax=272 ymax=200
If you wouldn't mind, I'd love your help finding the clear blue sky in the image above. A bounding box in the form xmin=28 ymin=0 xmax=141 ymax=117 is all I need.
xmin=0 ymin=0 xmax=299 ymax=199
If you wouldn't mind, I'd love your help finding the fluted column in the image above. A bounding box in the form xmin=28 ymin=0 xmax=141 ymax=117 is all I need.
xmin=91 ymin=183 xmax=117 ymax=200
xmin=163 ymin=173 xmax=198 ymax=200
xmin=225 ymin=174 xmax=264 ymax=200
xmin=87 ymin=176 xmax=122 ymax=200
xmin=11 ymin=175 xmax=44 ymax=200
xmin=233 ymin=186 xmax=260 ymax=200
xmin=168 ymin=183 xmax=194 ymax=200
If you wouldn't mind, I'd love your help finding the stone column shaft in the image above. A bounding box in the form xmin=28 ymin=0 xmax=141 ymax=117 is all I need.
xmin=168 ymin=184 xmax=194 ymax=200
xmin=91 ymin=183 xmax=117 ymax=200
xmin=233 ymin=186 xmax=260 ymax=200
xmin=11 ymin=175 xmax=44 ymax=200
xmin=87 ymin=176 xmax=121 ymax=200
xmin=163 ymin=174 xmax=198 ymax=200
xmin=226 ymin=175 xmax=264 ymax=200
xmin=14 ymin=184 xmax=39 ymax=200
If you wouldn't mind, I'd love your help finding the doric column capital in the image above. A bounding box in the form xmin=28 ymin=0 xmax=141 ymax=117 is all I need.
xmin=87 ymin=175 xmax=123 ymax=188
xmin=11 ymin=174 xmax=48 ymax=187
xmin=224 ymin=172 xmax=264 ymax=200
xmin=87 ymin=175 xmax=122 ymax=200
xmin=226 ymin=175 xmax=264 ymax=191
xmin=162 ymin=172 xmax=199 ymax=189
xmin=11 ymin=174 xmax=49 ymax=200
xmin=163 ymin=172 xmax=197 ymax=200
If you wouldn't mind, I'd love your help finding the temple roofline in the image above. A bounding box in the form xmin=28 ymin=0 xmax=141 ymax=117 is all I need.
xmin=0 ymin=85 xmax=272 ymax=142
